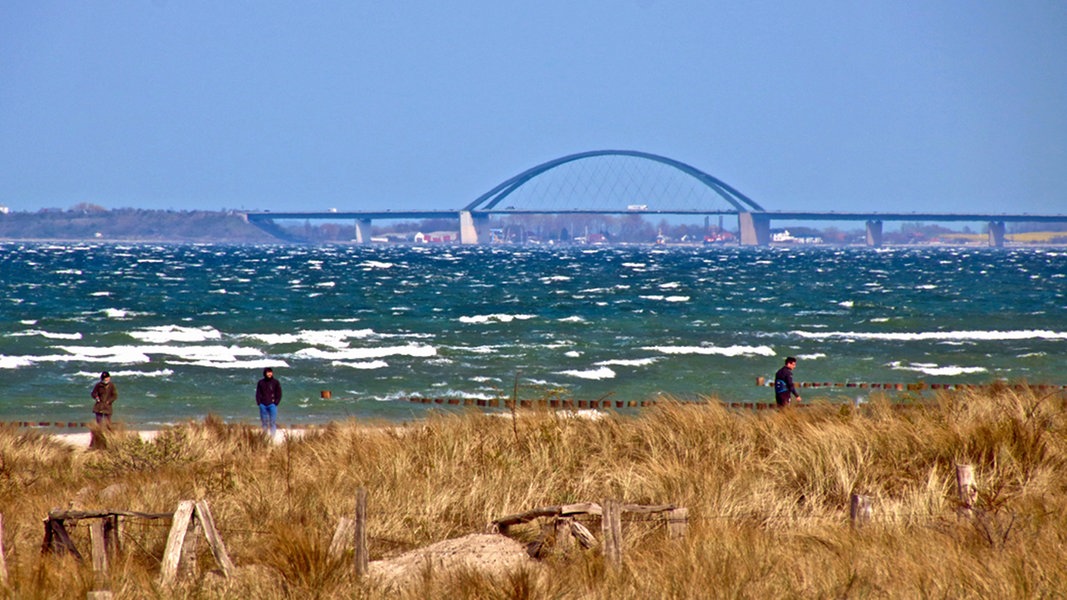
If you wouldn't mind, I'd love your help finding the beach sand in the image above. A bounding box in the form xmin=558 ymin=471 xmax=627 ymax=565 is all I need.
xmin=52 ymin=428 xmax=304 ymax=450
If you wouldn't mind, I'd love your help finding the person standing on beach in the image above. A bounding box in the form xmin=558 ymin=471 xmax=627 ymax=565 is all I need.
xmin=91 ymin=371 xmax=118 ymax=427
xmin=256 ymin=367 xmax=282 ymax=437
xmin=774 ymin=357 xmax=801 ymax=408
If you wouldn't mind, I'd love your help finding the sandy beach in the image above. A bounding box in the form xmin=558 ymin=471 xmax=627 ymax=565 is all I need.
xmin=51 ymin=428 xmax=304 ymax=450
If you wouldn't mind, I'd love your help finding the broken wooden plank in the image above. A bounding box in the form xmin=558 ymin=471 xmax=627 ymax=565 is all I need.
xmin=159 ymin=501 xmax=195 ymax=586
xmin=328 ymin=517 xmax=354 ymax=560
xmin=194 ymin=500 xmax=235 ymax=577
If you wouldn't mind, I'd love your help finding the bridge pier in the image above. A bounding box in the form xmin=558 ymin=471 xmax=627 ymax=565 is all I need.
xmin=865 ymin=220 xmax=883 ymax=247
xmin=738 ymin=212 xmax=770 ymax=246
xmin=354 ymin=219 xmax=372 ymax=243
xmin=459 ymin=211 xmax=489 ymax=244
xmin=987 ymin=221 xmax=1006 ymax=247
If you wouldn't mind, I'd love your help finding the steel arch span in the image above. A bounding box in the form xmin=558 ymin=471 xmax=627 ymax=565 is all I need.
xmin=464 ymin=150 xmax=764 ymax=213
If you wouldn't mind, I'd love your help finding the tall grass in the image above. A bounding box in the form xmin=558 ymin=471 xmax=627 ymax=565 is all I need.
xmin=1 ymin=386 xmax=1066 ymax=598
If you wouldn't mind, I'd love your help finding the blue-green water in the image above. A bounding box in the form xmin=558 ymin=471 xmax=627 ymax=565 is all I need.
xmin=1 ymin=243 xmax=1065 ymax=426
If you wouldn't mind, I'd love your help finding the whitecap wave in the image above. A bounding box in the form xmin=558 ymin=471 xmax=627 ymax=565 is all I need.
xmin=129 ymin=325 xmax=222 ymax=343
xmin=458 ymin=314 xmax=536 ymax=324
xmin=888 ymin=361 xmax=988 ymax=377
xmin=180 ymin=359 xmax=289 ymax=370
xmin=0 ymin=355 xmax=34 ymax=369
xmin=643 ymin=345 xmax=776 ymax=357
xmin=596 ymin=358 xmax=658 ymax=367
xmin=796 ymin=330 xmax=1067 ymax=342
xmin=557 ymin=366 xmax=616 ymax=380
xmin=55 ymin=344 xmax=262 ymax=364
xmin=294 ymin=344 xmax=437 ymax=360
xmin=333 ymin=360 xmax=389 ymax=369
xmin=76 ymin=369 xmax=175 ymax=378
xmin=359 ymin=261 xmax=395 ymax=269
xmin=241 ymin=329 xmax=377 ymax=347
xmin=11 ymin=330 xmax=83 ymax=340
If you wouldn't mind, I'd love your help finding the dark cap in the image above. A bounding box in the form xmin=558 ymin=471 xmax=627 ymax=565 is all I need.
xmin=101 ymin=371 xmax=111 ymax=379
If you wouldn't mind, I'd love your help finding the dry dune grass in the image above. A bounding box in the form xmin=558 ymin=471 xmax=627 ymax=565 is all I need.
xmin=1 ymin=384 xmax=1067 ymax=597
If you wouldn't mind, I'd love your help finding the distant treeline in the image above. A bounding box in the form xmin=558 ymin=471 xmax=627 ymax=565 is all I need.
xmin=0 ymin=205 xmax=278 ymax=242
xmin=2 ymin=205 xmax=1064 ymax=245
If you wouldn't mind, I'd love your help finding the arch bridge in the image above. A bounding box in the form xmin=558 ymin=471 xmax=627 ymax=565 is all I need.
xmin=244 ymin=150 xmax=1067 ymax=246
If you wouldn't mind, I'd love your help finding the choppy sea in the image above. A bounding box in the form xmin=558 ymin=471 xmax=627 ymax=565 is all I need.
xmin=1 ymin=243 xmax=1064 ymax=427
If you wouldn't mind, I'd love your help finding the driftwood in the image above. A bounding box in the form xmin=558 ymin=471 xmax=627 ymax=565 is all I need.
xmin=491 ymin=502 xmax=677 ymax=533
xmin=491 ymin=500 xmax=687 ymax=562
xmin=159 ymin=500 xmax=234 ymax=586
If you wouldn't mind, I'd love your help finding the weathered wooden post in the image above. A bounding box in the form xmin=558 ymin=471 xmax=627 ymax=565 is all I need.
xmin=554 ymin=516 xmax=574 ymax=551
xmin=601 ymin=499 xmax=622 ymax=568
xmin=194 ymin=501 xmax=234 ymax=578
xmin=159 ymin=501 xmax=195 ymax=586
xmin=90 ymin=519 xmax=108 ymax=574
xmin=0 ymin=514 xmax=8 ymax=587
xmin=850 ymin=494 xmax=872 ymax=527
xmin=89 ymin=518 xmax=111 ymax=598
xmin=667 ymin=508 xmax=689 ymax=539
xmin=353 ymin=487 xmax=368 ymax=578
xmin=160 ymin=501 xmax=234 ymax=586
xmin=956 ymin=464 xmax=977 ymax=518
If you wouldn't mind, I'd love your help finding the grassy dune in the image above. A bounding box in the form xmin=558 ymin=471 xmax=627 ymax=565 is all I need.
xmin=2 ymin=384 xmax=1066 ymax=598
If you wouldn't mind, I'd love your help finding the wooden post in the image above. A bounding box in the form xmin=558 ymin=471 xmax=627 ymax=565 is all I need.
xmin=850 ymin=494 xmax=872 ymax=527
xmin=956 ymin=464 xmax=977 ymax=518
xmin=601 ymin=499 xmax=622 ymax=568
xmin=90 ymin=519 xmax=108 ymax=574
xmin=42 ymin=518 xmax=82 ymax=561
xmin=182 ymin=510 xmax=203 ymax=578
xmin=353 ymin=488 xmax=368 ymax=578
xmin=667 ymin=508 xmax=689 ymax=539
xmin=194 ymin=501 xmax=234 ymax=577
xmin=554 ymin=517 xmax=574 ymax=552
xmin=159 ymin=501 xmax=195 ymax=586
xmin=103 ymin=514 xmax=121 ymax=563
xmin=0 ymin=514 xmax=8 ymax=587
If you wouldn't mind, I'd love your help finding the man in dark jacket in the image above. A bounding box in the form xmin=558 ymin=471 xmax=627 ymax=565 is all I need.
xmin=256 ymin=367 xmax=282 ymax=437
xmin=91 ymin=371 xmax=118 ymax=427
xmin=774 ymin=357 xmax=801 ymax=408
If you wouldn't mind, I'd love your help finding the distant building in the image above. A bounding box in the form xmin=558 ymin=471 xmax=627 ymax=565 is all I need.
xmin=772 ymin=229 xmax=823 ymax=244
xmin=413 ymin=231 xmax=459 ymax=243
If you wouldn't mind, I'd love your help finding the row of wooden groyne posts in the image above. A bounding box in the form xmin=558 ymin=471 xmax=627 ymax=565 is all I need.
xmin=4 ymin=382 xmax=1064 ymax=430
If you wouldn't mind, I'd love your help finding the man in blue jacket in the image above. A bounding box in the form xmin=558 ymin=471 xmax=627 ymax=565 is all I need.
xmin=256 ymin=367 xmax=282 ymax=437
xmin=774 ymin=357 xmax=801 ymax=408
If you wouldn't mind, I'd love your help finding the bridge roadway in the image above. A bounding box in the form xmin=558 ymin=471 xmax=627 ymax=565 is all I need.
xmin=244 ymin=209 xmax=1067 ymax=247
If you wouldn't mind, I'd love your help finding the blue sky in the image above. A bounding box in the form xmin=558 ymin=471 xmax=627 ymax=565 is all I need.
xmin=2 ymin=1 xmax=1065 ymax=215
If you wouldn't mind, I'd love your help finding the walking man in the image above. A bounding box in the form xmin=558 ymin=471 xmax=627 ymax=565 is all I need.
xmin=91 ymin=371 xmax=118 ymax=427
xmin=774 ymin=357 xmax=801 ymax=408
xmin=256 ymin=367 xmax=282 ymax=438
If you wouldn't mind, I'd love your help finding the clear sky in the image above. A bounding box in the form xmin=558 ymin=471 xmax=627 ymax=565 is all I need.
xmin=2 ymin=1 xmax=1065 ymax=215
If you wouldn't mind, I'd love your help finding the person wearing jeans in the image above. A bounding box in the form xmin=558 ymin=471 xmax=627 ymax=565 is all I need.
xmin=255 ymin=367 xmax=282 ymax=437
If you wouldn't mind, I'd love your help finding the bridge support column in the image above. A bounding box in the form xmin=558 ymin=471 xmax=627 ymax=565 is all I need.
xmin=987 ymin=221 xmax=1005 ymax=248
xmin=738 ymin=212 xmax=770 ymax=246
xmin=459 ymin=211 xmax=489 ymax=244
xmin=865 ymin=220 xmax=883 ymax=247
xmin=354 ymin=219 xmax=372 ymax=243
